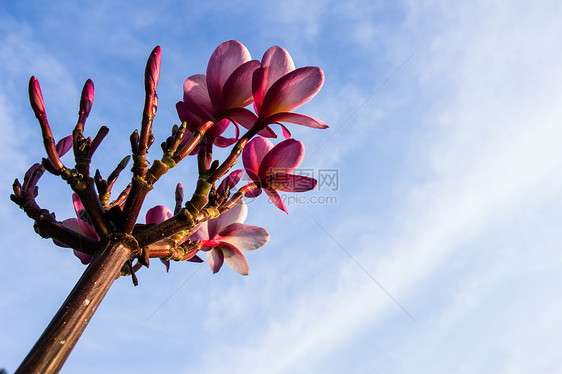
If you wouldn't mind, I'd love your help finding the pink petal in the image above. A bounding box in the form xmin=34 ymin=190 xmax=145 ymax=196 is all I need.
xmin=160 ymin=259 xmax=170 ymax=272
xmin=252 ymin=67 xmax=266 ymax=113
xmin=265 ymin=173 xmax=317 ymax=192
xmin=253 ymin=47 xmax=295 ymax=113
xmin=224 ymin=107 xmax=258 ymax=131
xmin=214 ymin=136 xmax=237 ymax=148
xmin=54 ymin=218 xmax=84 ymax=247
xmin=207 ymin=118 xmax=231 ymax=138
xmin=55 ymin=218 xmax=97 ymax=264
xmin=259 ymin=67 xmax=324 ymax=118
xmin=72 ymin=193 xmax=85 ymax=214
xmin=70 ymin=196 xmax=98 ymax=240
xmin=207 ymin=200 xmax=248 ymax=238
xmin=260 ymin=46 xmax=296 ymax=106
xmin=263 ymin=186 xmax=288 ymax=214
xmin=220 ymin=243 xmax=250 ymax=275
xmin=243 ymin=137 xmax=274 ymax=181
xmin=267 ymin=112 xmax=328 ymax=129
xmin=73 ymin=249 xmax=92 ymax=265
xmin=188 ymin=255 xmax=204 ymax=263
xmin=189 ymin=221 xmax=209 ymax=242
xmin=217 ymin=169 xmax=244 ymax=194
xmin=55 ymin=135 xmax=73 ymax=157
xmin=207 ymin=248 xmax=224 ymax=274
xmin=145 ymin=205 xmax=174 ymax=224
xmin=206 ymin=40 xmax=251 ymax=107
xmin=280 ymin=124 xmax=291 ymax=139
xmin=218 ymin=223 xmax=270 ymax=251
xmin=244 ymin=187 xmax=262 ymax=198
xmin=176 ymin=101 xmax=203 ymax=132
xmin=223 ymin=108 xmax=276 ymax=138
xmin=78 ymin=220 xmax=98 ymax=241
xmin=258 ymin=139 xmax=304 ymax=178
xmin=217 ymin=60 xmax=260 ymax=113
xmin=182 ymin=74 xmax=214 ymax=120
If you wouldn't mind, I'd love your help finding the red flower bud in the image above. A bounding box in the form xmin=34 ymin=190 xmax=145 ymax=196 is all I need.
xmin=28 ymin=76 xmax=46 ymax=118
xmin=145 ymin=46 xmax=161 ymax=94
xmin=80 ymin=79 xmax=94 ymax=117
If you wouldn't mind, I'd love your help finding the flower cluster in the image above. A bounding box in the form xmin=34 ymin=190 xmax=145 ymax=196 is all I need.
xmin=12 ymin=40 xmax=327 ymax=277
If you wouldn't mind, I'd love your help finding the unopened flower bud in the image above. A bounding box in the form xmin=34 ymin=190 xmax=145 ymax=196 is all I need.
xmin=80 ymin=79 xmax=95 ymax=117
xmin=28 ymin=76 xmax=46 ymax=118
xmin=145 ymin=46 xmax=161 ymax=94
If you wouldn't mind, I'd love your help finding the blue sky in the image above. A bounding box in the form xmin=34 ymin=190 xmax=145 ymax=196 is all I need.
xmin=1 ymin=1 xmax=562 ymax=373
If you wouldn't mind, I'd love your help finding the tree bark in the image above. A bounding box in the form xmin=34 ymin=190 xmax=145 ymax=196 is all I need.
xmin=16 ymin=236 xmax=136 ymax=374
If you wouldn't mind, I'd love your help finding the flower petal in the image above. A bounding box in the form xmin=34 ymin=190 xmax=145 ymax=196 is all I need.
xmin=280 ymin=124 xmax=291 ymax=139
xmin=207 ymin=118 xmax=231 ymax=138
xmin=176 ymin=101 xmax=203 ymax=132
xmin=223 ymin=107 xmax=258 ymax=130
xmin=259 ymin=67 xmax=324 ymax=118
xmin=263 ymin=186 xmax=288 ymax=214
xmin=206 ymin=40 xmax=251 ymax=107
xmin=182 ymin=74 xmax=214 ymax=120
xmin=55 ymin=135 xmax=73 ymax=157
xmin=72 ymin=193 xmax=85 ymax=214
xmin=223 ymin=108 xmax=276 ymax=138
xmin=160 ymin=259 xmax=170 ymax=272
xmin=218 ymin=223 xmax=270 ymax=251
xmin=244 ymin=187 xmax=262 ymax=198
xmin=190 ymin=221 xmax=209 ymax=242
xmin=207 ymin=248 xmax=224 ymax=274
xmin=258 ymin=139 xmax=304 ymax=178
xmin=73 ymin=249 xmax=92 ymax=265
xmin=145 ymin=205 xmax=174 ymax=224
xmin=253 ymin=46 xmax=295 ymax=112
xmin=54 ymin=218 xmax=85 ymax=247
xmin=207 ymin=200 xmax=248 ymax=237
xmin=265 ymin=173 xmax=317 ymax=192
xmin=220 ymin=243 xmax=250 ymax=275
xmin=214 ymin=136 xmax=237 ymax=148
xmin=217 ymin=60 xmax=260 ymax=113
xmin=267 ymin=112 xmax=328 ymax=129
xmin=188 ymin=255 xmax=204 ymax=263
xmin=243 ymin=137 xmax=274 ymax=181
xmin=217 ymin=169 xmax=245 ymax=194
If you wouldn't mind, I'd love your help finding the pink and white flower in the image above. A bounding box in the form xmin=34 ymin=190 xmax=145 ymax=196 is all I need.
xmin=242 ymin=137 xmax=317 ymax=214
xmin=176 ymin=40 xmax=273 ymax=139
xmin=190 ymin=200 xmax=269 ymax=275
xmin=228 ymin=45 xmax=328 ymax=134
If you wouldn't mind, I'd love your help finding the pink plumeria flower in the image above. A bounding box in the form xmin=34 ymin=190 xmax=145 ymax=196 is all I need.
xmin=145 ymin=205 xmax=202 ymax=271
xmin=228 ymin=46 xmax=328 ymax=135
xmin=54 ymin=193 xmax=99 ymax=265
xmin=177 ymin=40 xmax=273 ymax=137
xmin=190 ymin=200 xmax=269 ymax=275
xmin=242 ymin=137 xmax=317 ymax=214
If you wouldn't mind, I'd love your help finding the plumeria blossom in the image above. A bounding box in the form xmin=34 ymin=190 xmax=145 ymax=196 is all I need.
xmin=228 ymin=45 xmax=328 ymax=135
xmin=176 ymin=40 xmax=274 ymax=138
xmin=242 ymin=137 xmax=317 ymax=214
xmin=190 ymin=200 xmax=269 ymax=275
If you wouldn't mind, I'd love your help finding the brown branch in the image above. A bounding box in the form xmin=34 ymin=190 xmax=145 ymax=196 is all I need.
xmin=15 ymin=235 xmax=136 ymax=374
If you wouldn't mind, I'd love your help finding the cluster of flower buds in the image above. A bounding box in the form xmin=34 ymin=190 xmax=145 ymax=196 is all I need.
xmin=11 ymin=40 xmax=327 ymax=278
